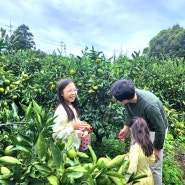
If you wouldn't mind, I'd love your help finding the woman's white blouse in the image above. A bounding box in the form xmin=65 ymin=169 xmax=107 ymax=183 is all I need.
xmin=52 ymin=104 xmax=81 ymax=149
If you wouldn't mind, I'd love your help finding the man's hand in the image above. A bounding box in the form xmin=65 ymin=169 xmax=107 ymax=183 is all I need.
xmin=118 ymin=125 xmax=129 ymax=140
xmin=153 ymin=148 xmax=160 ymax=161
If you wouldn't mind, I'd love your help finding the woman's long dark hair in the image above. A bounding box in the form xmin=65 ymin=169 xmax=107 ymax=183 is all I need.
xmin=56 ymin=78 xmax=79 ymax=121
xmin=130 ymin=117 xmax=153 ymax=157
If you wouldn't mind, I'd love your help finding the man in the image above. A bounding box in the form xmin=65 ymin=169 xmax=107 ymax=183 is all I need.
xmin=111 ymin=79 xmax=168 ymax=185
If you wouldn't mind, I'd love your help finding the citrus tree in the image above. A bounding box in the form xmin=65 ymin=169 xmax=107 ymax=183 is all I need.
xmin=64 ymin=47 xmax=126 ymax=143
xmin=0 ymin=100 xmax=145 ymax=185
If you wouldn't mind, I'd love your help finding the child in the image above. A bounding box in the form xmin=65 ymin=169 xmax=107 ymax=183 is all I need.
xmin=52 ymin=78 xmax=92 ymax=150
xmin=126 ymin=117 xmax=155 ymax=185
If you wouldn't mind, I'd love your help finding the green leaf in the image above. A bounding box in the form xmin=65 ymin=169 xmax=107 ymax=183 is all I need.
xmin=24 ymin=102 xmax=32 ymax=118
xmin=46 ymin=116 xmax=57 ymax=126
xmin=0 ymin=156 xmax=22 ymax=165
xmin=34 ymin=164 xmax=52 ymax=175
xmin=50 ymin=142 xmax=62 ymax=169
xmin=1 ymin=28 xmax=6 ymax=38
xmin=40 ymin=110 xmax=46 ymax=120
xmin=106 ymin=171 xmax=125 ymax=178
xmin=88 ymin=145 xmax=97 ymax=164
xmin=12 ymin=35 xmax=20 ymax=43
xmin=32 ymin=99 xmax=42 ymax=113
xmin=15 ymin=134 xmax=33 ymax=147
xmin=67 ymin=172 xmax=84 ymax=179
xmin=65 ymin=165 xmax=87 ymax=173
xmin=34 ymin=111 xmax=42 ymax=127
xmin=0 ymin=173 xmax=13 ymax=180
xmin=15 ymin=145 xmax=31 ymax=154
xmin=36 ymin=134 xmax=47 ymax=160
xmin=129 ymin=173 xmax=148 ymax=182
xmin=0 ymin=179 xmax=13 ymax=185
xmin=66 ymin=133 xmax=75 ymax=149
xmin=11 ymin=102 xmax=19 ymax=119
xmin=47 ymin=175 xmax=59 ymax=185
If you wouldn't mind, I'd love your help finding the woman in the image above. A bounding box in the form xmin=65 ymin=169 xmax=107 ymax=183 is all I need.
xmin=52 ymin=78 xmax=90 ymax=150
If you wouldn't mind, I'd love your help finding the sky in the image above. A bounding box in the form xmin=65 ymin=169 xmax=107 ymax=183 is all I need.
xmin=0 ymin=0 xmax=185 ymax=58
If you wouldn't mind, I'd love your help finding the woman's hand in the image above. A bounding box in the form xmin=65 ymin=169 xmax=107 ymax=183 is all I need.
xmin=79 ymin=121 xmax=88 ymax=131
xmin=72 ymin=120 xmax=87 ymax=130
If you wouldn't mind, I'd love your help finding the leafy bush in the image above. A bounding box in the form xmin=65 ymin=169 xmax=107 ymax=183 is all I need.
xmin=163 ymin=157 xmax=184 ymax=185
xmin=90 ymin=133 xmax=129 ymax=158
xmin=1 ymin=26 xmax=185 ymax=183
xmin=163 ymin=134 xmax=185 ymax=185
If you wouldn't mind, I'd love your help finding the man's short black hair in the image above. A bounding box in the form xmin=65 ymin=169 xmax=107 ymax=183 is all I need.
xmin=111 ymin=79 xmax=135 ymax=101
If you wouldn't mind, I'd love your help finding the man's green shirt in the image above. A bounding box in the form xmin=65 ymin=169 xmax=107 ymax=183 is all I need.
xmin=125 ymin=89 xmax=168 ymax=149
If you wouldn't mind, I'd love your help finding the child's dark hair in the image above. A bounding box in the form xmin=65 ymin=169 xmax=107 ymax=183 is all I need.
xmin=130 ymin=117 xmax=153 ymax=157
xmin=56 ymin=78 xmax=79 ymax=121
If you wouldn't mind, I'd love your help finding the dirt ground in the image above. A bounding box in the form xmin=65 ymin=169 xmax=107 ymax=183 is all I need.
xmin=175 ymin=153 xmax=185 ymax=180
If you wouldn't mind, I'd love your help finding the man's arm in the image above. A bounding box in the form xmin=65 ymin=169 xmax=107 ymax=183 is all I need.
xmin=118 ymin=125 xmax=129 ymax=140
xmin=147 ymin=106 xmax=166 ymax=149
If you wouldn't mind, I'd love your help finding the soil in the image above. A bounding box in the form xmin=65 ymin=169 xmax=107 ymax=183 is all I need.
xmin=175 ymin=153 xmax=185 ymax=180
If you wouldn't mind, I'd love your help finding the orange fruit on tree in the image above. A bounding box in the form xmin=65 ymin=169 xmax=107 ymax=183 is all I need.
xmin=97 ymin=69 xmax=103 ymax=74
xmin=3 ymin=79 xmax=10 ymax=85
xmin=77 ymin=82 xmax=83 ymax=87
xmin=95 ymin=59 xmax=101 ymax=63
xmin=0 ymin=87 xmax=5 ymax=94
xmin=10 ymin=84 xmax=16 ymax=89
xmin=92 ymin=86 xmax=98 ymax=90
xmin=22 ymin=74 xmax=28 ymax=79
xmin=51 ymin=84 xmax=56 ymax=90
xmin=34 ymin=89 xmax=38 ymax=93
xmin=70 ymin=69 xmax=75 ymax=75
xmin=4 ymin=145 xmax=16 ymax=156
xmin=180 ymin=123 xmax=184 ymax=129
xmin=0 ymin=166 xmax=11 ymax=175
xmin=67 ymin=149 xmax=77 ymax=159
xmin=88 ymin=89 xmax=93 ymax=94
xmin=97 ymin=157 xmax=110 ymax=169
xmin=13 ymin=95 xmax=18 ymax=99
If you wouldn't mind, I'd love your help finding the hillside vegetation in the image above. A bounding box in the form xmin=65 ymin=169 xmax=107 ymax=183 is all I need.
xmin=0 ymin=25 xmax=185 ymax=184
